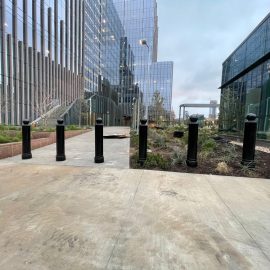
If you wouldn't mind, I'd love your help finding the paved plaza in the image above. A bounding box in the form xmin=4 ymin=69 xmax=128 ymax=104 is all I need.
xmin=1 ymin=127 xmax=130 ymax=169
xmin=0 ymin=127 xmax=270 ymax=269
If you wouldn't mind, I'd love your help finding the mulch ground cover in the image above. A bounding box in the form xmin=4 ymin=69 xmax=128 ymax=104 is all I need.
xmin=130 ymin=129 xmax=270 ymax=179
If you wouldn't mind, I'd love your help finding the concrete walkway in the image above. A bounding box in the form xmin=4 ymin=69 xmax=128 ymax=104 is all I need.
xmin=1 ymin=126 xmax=130 ymax=169
xmin=0 ymin=163 xmax=270 ymax=269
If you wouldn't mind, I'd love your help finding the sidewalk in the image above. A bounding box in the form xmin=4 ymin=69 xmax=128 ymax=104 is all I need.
xmin=230 ymin=140 xmax=270 ymax=153
xmin=0 ymin=126 xmax=130 ymax=169
xmin=0 ymin=163 xmax=269 ymax=269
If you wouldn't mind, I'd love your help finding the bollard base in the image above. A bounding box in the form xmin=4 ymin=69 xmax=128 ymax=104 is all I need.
xmin=241 ymin=160 xmax=255 ymax=168
xmin=95 ymin=156 xmax=104 ymax=163
xmin=22 ymin=153 xmax=32 ymax=160
xmin=56 ymin=155 xmax=66 ymax=162
xmin=186 ymin=159 xmax=197 ymax=167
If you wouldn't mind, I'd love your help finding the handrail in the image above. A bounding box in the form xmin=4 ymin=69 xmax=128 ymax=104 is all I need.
xmin=60 ymin=99 xmax=79 ymax=118
xmin=31 ymin=104 xmax=61 ymax=125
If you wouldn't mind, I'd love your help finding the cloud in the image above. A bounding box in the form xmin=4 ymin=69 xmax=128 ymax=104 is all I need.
xmin=157 ymin=0 xmax=269 ymax=117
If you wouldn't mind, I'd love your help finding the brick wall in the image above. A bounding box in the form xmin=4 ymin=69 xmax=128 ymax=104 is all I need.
xmin=0 ymin=130 xmax=89 ymax=159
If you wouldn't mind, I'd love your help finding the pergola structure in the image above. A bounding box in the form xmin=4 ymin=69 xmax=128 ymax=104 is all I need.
xmin=179 ymin=103 xmax=220 ymax=122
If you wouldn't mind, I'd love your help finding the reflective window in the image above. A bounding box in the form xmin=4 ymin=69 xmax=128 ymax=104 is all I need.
xmin=222 ymin=15 xmax=270 ymax=85
xmin=221 ymin=14 xmax=270 ymax=138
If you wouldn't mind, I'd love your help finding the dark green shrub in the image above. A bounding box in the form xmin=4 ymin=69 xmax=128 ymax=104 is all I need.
xmin=66 ymin=125 xmax=81 ymax=131
xmin=0 ymin=134 xmax=20 ymax=143
xmin=8 ymin=126 xmax=21 ymax=131
xmin=46 ymin=127 xmax=56 ymax=132
xmin=153 ymin=134 xmax=167 ymax=148
xmin=0 ymin=135 xmax=11 ymax=143
xmin=201 ymin=138 xmax=217 ymax=152
xmin=130 ymin=132 xmax=139 ymax=147
xmin=144 ymin=153 xmax=170 ymax=170
xmin=171 ymin=147 xmax=186 ymax=166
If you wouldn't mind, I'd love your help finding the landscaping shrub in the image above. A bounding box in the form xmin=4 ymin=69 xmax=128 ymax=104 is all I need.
xmin=153 ymin=133 xmax=167 ymax=148
xmin=0 ymin=135 xmax=11 ymax=143
xmin=218 ymin=143 xmax=238 ymax=163
xmin=201 ymin=138 xmax=217 ymax=152
xmin=0 ymin=134 xmax=21 ymax=144
xmin=32 ymin=127 xmax=55 ymax=132
xmin=144 ymin=153 xmax=170 ymax=170
xmin=130 ymin=123 xmax=270 ymax=178
xmin=0 ymin=125 xmax=21 ymax=131
xmin=130 ymin=131 xmax=139 ymax=148
xmin=148 ymin=128 xmax=158 ymax=139
xmin=171 ymin=147 xmax=186 ymax=166
xmin=0 ymin=127 xmax=22 ymax=144
xmin=8 ymin=126 xmax=21 ymax=131
xmin=148 ymin=129 xmax=167 ymax=148
xmin=240 ymin=164 xmax=256 ymax=177
xmin=182 ymin=132 xmax=189 ymax=145
xmin=164 ymin=124 xmax=187 ymax=135
xmin=66 ymin=125 xmax=81 ymax=131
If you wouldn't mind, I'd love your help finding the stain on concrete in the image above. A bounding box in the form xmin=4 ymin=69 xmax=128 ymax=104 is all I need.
xmin=0 ymin=164 xmax=270 ymax=269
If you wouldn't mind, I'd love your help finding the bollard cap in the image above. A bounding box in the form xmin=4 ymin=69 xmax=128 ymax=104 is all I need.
xmin=189 ymin=115 xmax=198 ymax=123
xmin=140 ymin=119 xmax=147 ymax=125
xmin=57 ymin=119 xmax=64 ymax=125
xmin=246 ymin=113 xmax=256 ymax=121
xmin=96 ymin=118 xmax=103 ymax=124
xmin=23 ymin=119 xmax=30 ymax=125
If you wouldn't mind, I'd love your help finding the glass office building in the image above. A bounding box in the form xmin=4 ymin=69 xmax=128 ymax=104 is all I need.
xmin=83 ymin=0 xmax=103 ymax=94
xmin=1 ymin=0 xmax=172 ymax=126
xmin=116 ymin=36 xmax=136 ymax=118
xmin=148 ymin=61 xmax=173 ymax=122
xmin=220 ymin=12 xmax=270 ymax=139
xmin=0 ymin=0 xmax=84 ymax=125
xmin=83 ymin=0 xmax=135 ymax=126
xmin=0 ymin=0 xmax=135 ymax=126
xmin=113 ymin=0 xmax=173 ymax=122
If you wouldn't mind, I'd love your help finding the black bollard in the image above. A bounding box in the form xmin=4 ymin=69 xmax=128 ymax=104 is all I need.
xmin=186 ymin=115 xmax=198 ymax=167
xmin=241 ymin=113 xmax=257 ymax=168
xmin=22 ymin=119 xmax=32 ymax=159
xmin=94 ymin=118 xmax=104 ymax=163
xmin=139 ymin=119 xmax=148 ymax=165
xmin=56 ymin=119 xmax=66 ymax=161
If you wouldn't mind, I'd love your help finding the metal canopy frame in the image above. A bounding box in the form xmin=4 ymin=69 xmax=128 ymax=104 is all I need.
xmin=179 ymin=103 xmax=220 ymax=122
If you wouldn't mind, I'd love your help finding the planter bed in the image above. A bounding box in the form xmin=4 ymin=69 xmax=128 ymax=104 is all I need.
xmin=130 ymin=128 xmax=270 ymax=179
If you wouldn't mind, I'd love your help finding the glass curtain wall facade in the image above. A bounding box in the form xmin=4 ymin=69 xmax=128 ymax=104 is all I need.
xmin=0 ymin=0 xmax=84 ymax=125
xmin=117 ymin=36 xmax=136 ymax=118
xmin=220 ymin=12 xmax=270 ymax=139
xmin=83 ymin=0 xmax=135 ymax=126
xmin=112 ymin=0 xmax=173 ymax=122
xmin=83 ymin=0 xmax=102 ymax=94
xmin=148 ymin=61 xmax=173 ymax=123
xmin=1 ymin=0 xmax=171 ymax=126
xmin=112 ymin=0 xmax=157 ymax=108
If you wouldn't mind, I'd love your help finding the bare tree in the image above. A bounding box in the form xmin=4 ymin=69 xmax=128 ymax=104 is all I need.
xmin=149 ymin=91 xmax=165 ymax=124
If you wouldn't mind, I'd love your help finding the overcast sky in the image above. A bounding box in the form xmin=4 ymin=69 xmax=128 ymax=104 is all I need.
xmin=157 ymin=0 xmax=269 ymax=117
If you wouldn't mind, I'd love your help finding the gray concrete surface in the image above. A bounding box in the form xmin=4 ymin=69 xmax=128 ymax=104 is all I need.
xmin=0 ymin=163 xmax=270 ymax=269
xmin=1 ymin=126 xmax=130 ymax=169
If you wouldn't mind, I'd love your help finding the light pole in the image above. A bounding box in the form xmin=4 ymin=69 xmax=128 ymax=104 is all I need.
xmin=131 ymin=97 xmax=137 ymax=130
xmin=88 ymin=93 xmax=97 ymax=126
xmin=139 ymin=39 xmax=151 ymax=122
